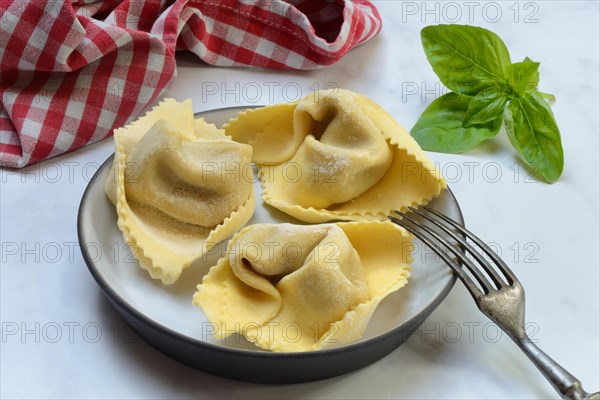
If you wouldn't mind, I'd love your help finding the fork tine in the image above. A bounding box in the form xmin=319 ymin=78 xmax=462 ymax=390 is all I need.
xmin=397 ymin=212 xmax=495 ymax=294
xmin=422 ymin=206 xmax=517 ymax=285
xmin=408 ymin=207 xmax=506 ymax=289
xmin=388 ymin=215 xmax=482 ymax=298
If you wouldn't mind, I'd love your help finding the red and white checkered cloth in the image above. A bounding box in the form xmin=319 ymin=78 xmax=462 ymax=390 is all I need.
xmin=0 ymin=0 xmax=381 ymax=168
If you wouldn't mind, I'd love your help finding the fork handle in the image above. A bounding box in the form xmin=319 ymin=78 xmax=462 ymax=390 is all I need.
xmin=515 ymin=336 xmax=599 ymax=400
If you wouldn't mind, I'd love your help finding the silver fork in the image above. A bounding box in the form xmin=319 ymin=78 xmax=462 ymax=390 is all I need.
xmin=389 ymin=206 xmax=599 ymax=400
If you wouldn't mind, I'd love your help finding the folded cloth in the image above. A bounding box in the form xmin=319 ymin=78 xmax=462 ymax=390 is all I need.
xmin=0 ymin=0 xmax=381 ymax=168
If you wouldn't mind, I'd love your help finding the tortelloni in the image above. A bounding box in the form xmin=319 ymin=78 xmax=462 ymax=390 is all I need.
xmin=224 ymin=89 xmax=446 ymax=223
xmin=193 ymin=221 xmax=412 ymax=352
xmin=105 ymin=99 xmax=255 ymax=284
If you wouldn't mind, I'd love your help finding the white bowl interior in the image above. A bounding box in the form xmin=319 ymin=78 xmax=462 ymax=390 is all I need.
xmin=79 ymin=107 xmax=460 ymax=352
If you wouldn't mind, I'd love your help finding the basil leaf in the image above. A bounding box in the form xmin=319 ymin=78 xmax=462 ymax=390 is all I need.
xmin=411 ymin=93 xmax=502 ymax=153
xmin=463 ymin=85 xmax=510 ymax=127
xmin=523 ymin=57 xmax=540 ymax=84
xmin=421 ymin=25 xmax=511 ymax=95
xmin=506 ymin=58 xmax=540 ymax=96
xmin=539 ymin=91 xmax=556 ymax=104
xmin=503 ymin=106 xmax=519 ymax=151
xmin=507 ymin=92 xmax=564 ymax=182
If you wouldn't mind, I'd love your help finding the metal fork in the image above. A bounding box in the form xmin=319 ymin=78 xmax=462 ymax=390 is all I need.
xmin=389 ymin=206 xmax=599 ymax=400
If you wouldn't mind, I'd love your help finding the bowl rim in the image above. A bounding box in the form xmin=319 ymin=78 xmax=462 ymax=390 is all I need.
xmin=77 ymin=106 xmax=462 ymax=360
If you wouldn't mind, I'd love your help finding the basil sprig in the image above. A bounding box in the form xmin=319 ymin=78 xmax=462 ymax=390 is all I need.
xmin=411 ymin=24 xmax=563 ymax=183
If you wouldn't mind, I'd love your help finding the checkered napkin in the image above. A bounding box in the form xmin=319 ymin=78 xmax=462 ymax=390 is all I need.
xmin=0 ymin=0 xmax=381 ymax=168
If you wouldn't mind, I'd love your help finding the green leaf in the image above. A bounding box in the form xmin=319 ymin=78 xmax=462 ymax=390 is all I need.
xmin=420 ymin=25 xmax=511 ymax=95
xmin=503 ymin=106 xmax=519 ymax=151
xmin=463 ymin=85 xmax=510 ymax=127
xmin=539 ymin=91 xmax=556 ymax=104
xmin=506 ymin=58 xmax=540 ymax=96
xmin=411 ymin=93 xmax=502 ymax=153
xmin=522 ymin=56 xmax=540 ymax=84
xmin=507 ymin=92 xmax=564 ymax=182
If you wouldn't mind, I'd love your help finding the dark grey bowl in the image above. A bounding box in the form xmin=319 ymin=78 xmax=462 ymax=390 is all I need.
xmin=77 ymin=107 xmax=461 ymax=383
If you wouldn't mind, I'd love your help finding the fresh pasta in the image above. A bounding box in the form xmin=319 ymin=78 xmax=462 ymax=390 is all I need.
xmin=194 ymin=221 xmax=412 ymax=352
xmin=105 ymin=99 xmax=255 ymax=284
xmin=224 ymin=89 xmax=446 ymax=223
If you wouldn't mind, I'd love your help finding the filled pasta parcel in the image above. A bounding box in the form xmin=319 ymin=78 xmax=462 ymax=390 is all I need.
xmin=224 ymin=89 xmax=446 ymax=223
xmin=194 ymin=221 xmax=413 ymax=352
xmin=104 ymin=98 xmax=255 ymax=284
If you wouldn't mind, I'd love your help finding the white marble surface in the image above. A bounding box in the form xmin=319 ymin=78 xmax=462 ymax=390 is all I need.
xmin=1 ymin=1 xmax=598 ymax=398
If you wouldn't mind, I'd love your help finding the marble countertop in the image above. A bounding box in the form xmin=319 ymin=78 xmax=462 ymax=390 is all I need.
xmin=1 ymin=1 xmax=598 ymax=399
